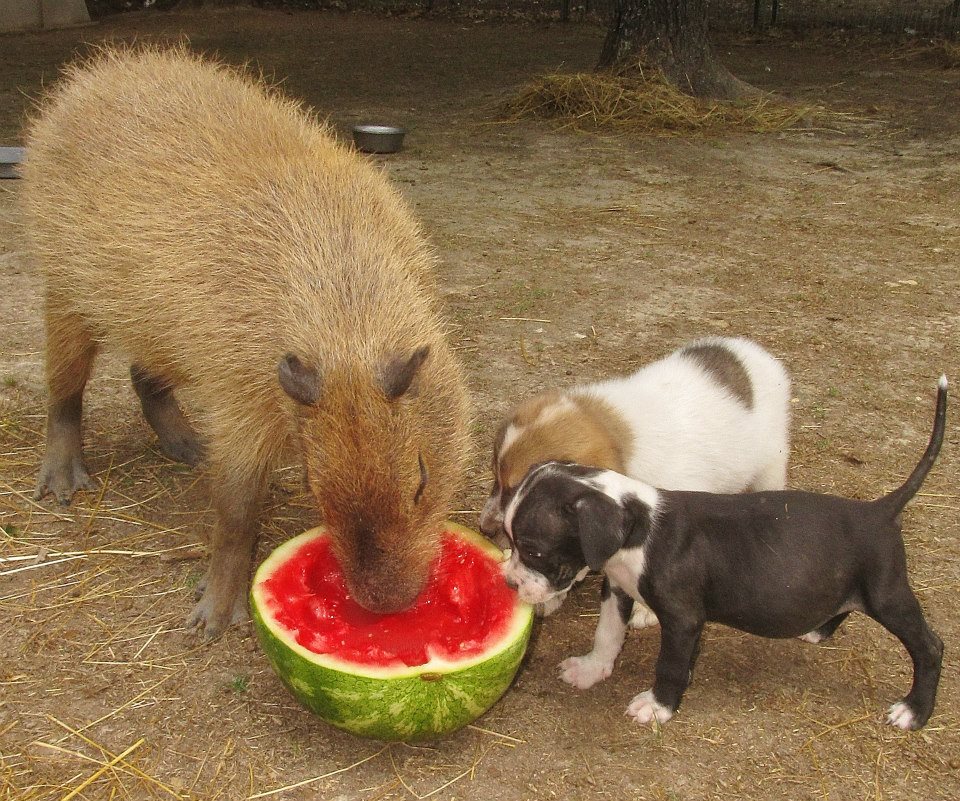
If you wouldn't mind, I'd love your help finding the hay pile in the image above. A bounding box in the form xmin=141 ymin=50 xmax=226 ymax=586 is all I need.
xmin=500 ymin=71 xmax=818 ymax=134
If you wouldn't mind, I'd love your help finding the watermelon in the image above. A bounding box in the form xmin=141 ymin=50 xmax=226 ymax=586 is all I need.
xmin=251 ymin=522 xmax=533 ymax=741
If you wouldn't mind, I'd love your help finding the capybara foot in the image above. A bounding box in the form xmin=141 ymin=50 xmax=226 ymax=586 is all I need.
xmin=158 ymin=430 xmax=205 ymax=467
xmin=131 ymin=365 xmax=205 ymax=466
xmin=186 ymin=580 xmax=249 ymax=641
xmin=34 ymin=456 xmax=96 ymax=505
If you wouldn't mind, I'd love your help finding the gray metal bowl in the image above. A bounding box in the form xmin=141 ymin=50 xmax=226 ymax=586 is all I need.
xmin=351 ymin=124 xmax=406 ymax=154
xmin=0 ymin=146 xmax=25 ymax=179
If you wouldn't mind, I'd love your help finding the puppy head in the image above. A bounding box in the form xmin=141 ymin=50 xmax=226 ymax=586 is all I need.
xmin=500 ymin=462 xmax=657 ymax=606
xmin=480 ymin=393 xmax=630 ymax=545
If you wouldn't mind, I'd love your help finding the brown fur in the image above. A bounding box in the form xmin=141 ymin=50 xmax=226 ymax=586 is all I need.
xmin=681 ymin=342 xmax=754 ymax=409
xmin=497 ymin=392 xmax=631 ymax=491
xmin=22 ymin=46 xmax=471 ymax=636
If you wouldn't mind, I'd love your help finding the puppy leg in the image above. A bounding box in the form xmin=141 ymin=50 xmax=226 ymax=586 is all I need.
xmin=560 ymin=579 xmax=633 ymax=689
xmin=799 ymin=612 xmax=850 ymax=644
xmin=626 ymin=612 xmax=703 ymax=725
xmin=865 ymin=584 xmax=943 ymax=730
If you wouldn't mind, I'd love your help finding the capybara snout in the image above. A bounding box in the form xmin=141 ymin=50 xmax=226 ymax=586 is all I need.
xmin=24 ymin=46 xmax=470 ymax=636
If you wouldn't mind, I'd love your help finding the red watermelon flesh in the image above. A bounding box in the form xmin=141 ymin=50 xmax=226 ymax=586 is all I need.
xmin=259 ymin=531 xmax=516 ymax=668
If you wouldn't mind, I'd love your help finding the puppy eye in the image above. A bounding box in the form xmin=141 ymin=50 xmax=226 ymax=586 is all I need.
xmin=518 ymin=543 xmax=542 ymax=560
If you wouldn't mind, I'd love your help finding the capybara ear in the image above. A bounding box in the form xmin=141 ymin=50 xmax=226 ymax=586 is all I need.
xmin=278 ymin=354 xmax=322 ymax=406
xmin=380 ymin=345 xmax=430 ymax=400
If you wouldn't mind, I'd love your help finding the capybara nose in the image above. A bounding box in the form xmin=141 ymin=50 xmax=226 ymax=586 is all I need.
xmin=351 ymin=578 xmax=423 ymax=615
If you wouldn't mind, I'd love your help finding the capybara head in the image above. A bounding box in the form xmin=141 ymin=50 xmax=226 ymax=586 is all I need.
xmin=280 ymin=347 xmax=468 ymax=613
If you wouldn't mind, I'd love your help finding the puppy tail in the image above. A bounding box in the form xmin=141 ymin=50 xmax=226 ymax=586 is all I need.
xmin=877 ymin=375 xmax=948 ymax=516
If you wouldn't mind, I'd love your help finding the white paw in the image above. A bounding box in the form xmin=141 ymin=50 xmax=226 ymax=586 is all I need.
xmin=799 ymin=631 xmax=824 ymax=644
xmin=629 ymin=603 xmax=659 ymax=629
xmin=625 ymin=689 xmax=674 ymax=725
xmin=535 ymin=593 xmax=566 ymax=618
xmin=559 ymin=655 xmax=613 ymax=690
xmin=887 ymin=701 xmax=917 ymax=730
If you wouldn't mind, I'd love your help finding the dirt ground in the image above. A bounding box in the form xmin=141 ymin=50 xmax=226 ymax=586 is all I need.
xmin=1 ymin=8 xmax=959 ymax=801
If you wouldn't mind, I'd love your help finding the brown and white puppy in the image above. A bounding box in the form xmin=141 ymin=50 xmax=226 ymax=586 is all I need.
xmin=481 ymin=337 xmax=791 ymax=620
xmin=502 ymin=376 xmax=948 ymax=730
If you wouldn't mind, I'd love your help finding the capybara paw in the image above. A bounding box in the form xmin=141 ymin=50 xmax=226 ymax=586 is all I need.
xmin=625 ymin=690 xmax=674 ymax=725
xmin=629 ymin=604 xmax=659 ymax=629
xmin=887 ymin=701 xmax=922 ymax=730
xmin=560 ymin=655 xmax=613 ymax=690
xmin=186 ymin=585 xmax=248 ymax=641
xmin=34 ymin=459 xmax=96 ymax=505
xmin=159 ymin=433 xmax=205 ymax=467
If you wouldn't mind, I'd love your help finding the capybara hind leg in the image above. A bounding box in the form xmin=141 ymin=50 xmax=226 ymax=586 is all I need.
xmin=187 ymin=454 xmax=268 ymax=640
xmin=35 ymin=300 xmax=98 ymax=504
xmin=130 ymin=366 xmax=204 ymax=466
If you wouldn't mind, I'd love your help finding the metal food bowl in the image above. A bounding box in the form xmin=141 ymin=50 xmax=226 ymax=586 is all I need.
xmin=0 ymin=146 xmax=25 ymax=179
xmin=351 ymin=124 xmax=406 ymax=154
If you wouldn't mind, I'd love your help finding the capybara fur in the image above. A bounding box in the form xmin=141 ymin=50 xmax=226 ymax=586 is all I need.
xmin=22 ymin=46 xmax=471 ymax=638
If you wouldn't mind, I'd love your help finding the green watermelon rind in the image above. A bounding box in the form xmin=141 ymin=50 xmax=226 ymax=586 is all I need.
xmin=251 ymin=523 xmax=533 ymax=741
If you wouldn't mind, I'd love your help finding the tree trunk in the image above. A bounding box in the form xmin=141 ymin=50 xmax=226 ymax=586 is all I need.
xmin=598 ymin=0 xmax=757 ymax=100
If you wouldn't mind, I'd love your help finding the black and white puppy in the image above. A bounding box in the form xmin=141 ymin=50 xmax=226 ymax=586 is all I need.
xmin=502 ymin=377 xmax=947 ymax=730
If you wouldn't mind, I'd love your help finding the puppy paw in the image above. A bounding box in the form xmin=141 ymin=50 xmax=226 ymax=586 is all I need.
xmin=798 ymin=631 xmax=825 ymax=644
xmin=629 ymin=604 xmax=659 ymax=629
xmin=559 ymin=655 xmax=613 ymax=690
xmin=625 ymin=690 xmax=674 ymax=725
xmin=887 ymin=701 xmax=918 ymax=730
xmin=535 ymin=593 xmax=566 ymax=618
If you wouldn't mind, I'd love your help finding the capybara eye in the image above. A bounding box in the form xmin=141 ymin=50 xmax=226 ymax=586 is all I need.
xmin=414 ymin=452 xmax=429 ymax=505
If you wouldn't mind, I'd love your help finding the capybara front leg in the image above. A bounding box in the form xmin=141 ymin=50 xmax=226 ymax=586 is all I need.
xmin=130 ymin=365 xmax=204 ymax=466
xmin=187 ymin=461 xmax=266 ymax=640
xmin=34 ymin=298 xmax=98 ymax=505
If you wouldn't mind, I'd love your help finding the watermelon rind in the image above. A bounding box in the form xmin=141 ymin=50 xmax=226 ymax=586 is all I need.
xmin=251 ymin=523 xmax=534 ymax=741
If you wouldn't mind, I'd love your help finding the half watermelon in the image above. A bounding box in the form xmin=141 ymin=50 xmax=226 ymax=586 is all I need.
xmin=251 ymin=523 xmax=533 ymax=741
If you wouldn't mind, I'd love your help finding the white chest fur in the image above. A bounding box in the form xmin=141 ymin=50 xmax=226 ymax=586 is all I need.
xmin=603 ymin=547 xmax=648 ymax=602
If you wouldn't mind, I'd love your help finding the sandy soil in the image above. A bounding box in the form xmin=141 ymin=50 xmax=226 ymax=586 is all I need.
xmin=1 ymin=8 xmax=959 ymax=801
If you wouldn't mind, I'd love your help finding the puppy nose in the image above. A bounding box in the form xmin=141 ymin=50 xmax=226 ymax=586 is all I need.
xmin=504 ymin=575 xmax=519 ymax=591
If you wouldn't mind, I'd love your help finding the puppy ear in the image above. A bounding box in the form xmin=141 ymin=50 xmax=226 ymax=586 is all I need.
xmin=573 ymin=494 xmax=625 ymax=571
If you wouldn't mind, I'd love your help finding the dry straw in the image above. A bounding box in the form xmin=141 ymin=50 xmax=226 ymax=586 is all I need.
xmin=500 ymin=70 xmax=819 ymax=134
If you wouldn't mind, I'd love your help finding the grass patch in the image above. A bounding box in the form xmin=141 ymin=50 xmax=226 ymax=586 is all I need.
xmin=499 ymin=70 xmax=820 ymax=134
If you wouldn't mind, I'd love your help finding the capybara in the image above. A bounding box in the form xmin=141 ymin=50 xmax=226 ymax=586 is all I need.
xmin=22 ymin=46 xmax=471 ymax=639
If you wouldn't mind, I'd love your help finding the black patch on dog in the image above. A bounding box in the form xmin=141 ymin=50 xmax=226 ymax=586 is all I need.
xmin=682 ymin=342 xmax=753 ymax=409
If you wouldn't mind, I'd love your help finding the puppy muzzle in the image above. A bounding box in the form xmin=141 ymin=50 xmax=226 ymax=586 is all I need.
xmin=501 ymin=554 xmax=566 ymax=606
